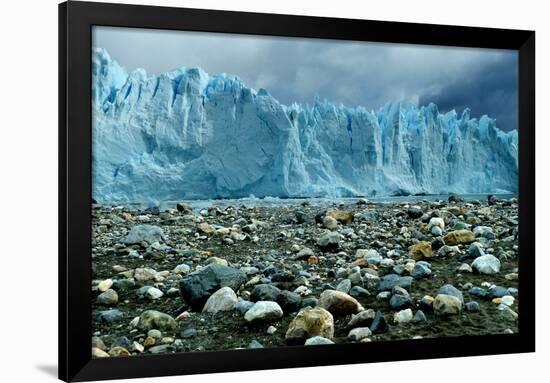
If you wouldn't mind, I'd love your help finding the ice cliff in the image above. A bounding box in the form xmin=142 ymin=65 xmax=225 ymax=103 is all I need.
xmin=92 ymin=48 xmax=518 ymax=202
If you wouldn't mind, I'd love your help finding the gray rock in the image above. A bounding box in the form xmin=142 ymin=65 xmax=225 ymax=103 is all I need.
xmin=437 ymin=284 xmax=464 ymax=304
xmin=411 ymin=262 xmax=431 ymax=279
xmin=317 ymin=231 xmax=341 ymax=249
xmin=248 ymin=340 xmax=264 ymax=348
xmin=123 ymin=224 xmax=166 ymax=245
xmin=181 ymin=328 xmax=197 ymax=338
xmin=202 ymin=286 xmax=238 ymax=313
xmin=389 ymin=294 xmax=412 ymax=310
xmin=336 ymin=279 xmax=352 ymax=293
xmin=139 ymin=310 xmax=178 ymax=332
xmin=377 ymin=274 xmax=413 ymax=292
xmin=276 ymin=290 xmax=302 ymax=313
xmin=94 ymin=309 xmax=124 ymax=323
xmin=349 ymin=286 xmax=370 ymax=298
xmin=305 ymin=336 xmax=335 ymax=345
xmin=413 ymin=310 xmax=427 ymax=322
xmin=472 ymin=254 xmax=501 ymax=274
xmin=96 ymin=289 xmax=118 ymax=305
xmin=244 ymin=301 xmax=284 ymax=322
xmin=251 ymin=284 xmax=281 ymax=302
xmin=179 ymin=264 xmax=247 ymax=310
xmin=393 ymin=308 xmax=413 ymax=324
xmin=465 ymin=301 xmax=480 ymax=312
xmin=233 ymin=299 xmax=255 ymax=314
xmin=347 ymin=327 xmax=372 ymax=341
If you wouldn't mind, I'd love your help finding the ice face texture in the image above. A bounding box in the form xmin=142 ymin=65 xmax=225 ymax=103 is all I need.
xmin=92 ymin=48 xmax=518 ymax=202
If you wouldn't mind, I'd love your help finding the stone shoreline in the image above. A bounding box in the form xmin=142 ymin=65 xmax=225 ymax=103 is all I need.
xmin=91 ymin=196 xmax=519 ymax=358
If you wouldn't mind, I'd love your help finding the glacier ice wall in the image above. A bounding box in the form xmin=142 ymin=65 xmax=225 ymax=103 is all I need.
xmin=92 ymin=48 xmax=518 ymax=202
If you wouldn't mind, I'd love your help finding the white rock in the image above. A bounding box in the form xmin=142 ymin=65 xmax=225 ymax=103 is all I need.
xmin=202 ymin=287 xmax=238 ymax=313
xmin=244 ymin=301 xmax=283 ymax=322
xmin=472 ymin=254 xmax=501 ymax=274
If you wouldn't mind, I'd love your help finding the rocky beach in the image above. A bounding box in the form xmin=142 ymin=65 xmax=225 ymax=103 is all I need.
xmin=91 ymin=195 xmax=519 ymax=358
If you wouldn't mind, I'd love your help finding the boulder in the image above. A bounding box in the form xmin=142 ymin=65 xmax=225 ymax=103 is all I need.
xmin=472 ymin=254 xmax=501 ymax=274
xmin=285 ymin=307 xmax=334 ymax=344
xmin=326 ymin=210 xmax=354 ymax=224
xmin=244 ymin=301 xmax=284 ymax=322
xmin=202 ymin=287 xmax=238 ymax=313
xmin=319 ymin=290 xmax=364 ymax=316
xmin=179 ymin=264 xmax=247 ymax=310
xmin=433 ymin=294 xmax=462 ymax=315
xmin=123 ymin=225 xmax=165 ymax=245
xmin=138 ymin=310 xmax=178 ymax=332
xmin=409 ymin=241 xmax=433 ymax=260
xmin=443 ymin=230 xmax=475 ymax=245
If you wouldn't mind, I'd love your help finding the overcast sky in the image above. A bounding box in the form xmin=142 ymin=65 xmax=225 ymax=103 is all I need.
xmin=93 ymin=26 xmax=518 ymax=132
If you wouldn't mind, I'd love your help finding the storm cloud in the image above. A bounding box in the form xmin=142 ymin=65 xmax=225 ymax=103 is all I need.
xmin=93 ymin=26 xmax=518 ymax=131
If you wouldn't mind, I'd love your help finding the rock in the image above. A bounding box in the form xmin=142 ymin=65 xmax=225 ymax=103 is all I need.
xmin=234 ymin=299 xmax=255 ymax=314
xmin=437 ymin=284 xmax=464 ymax=304
xmin=409 ymin=241 xmax=433 ymax=260
xmin=346 ymin=309 xmax=376 ymax=328
xmin=336 ymin=279 xmax=352 ymax=293
xmin=347 ymin=327 xmax=372 ymax=341
xmin=411 ymin=262 xmax=431 ymax=279
xmin=285 ymin=307 xmax=334 ymax=344
xmin=181 ymin=328 xmax=197 ymax=338
xmin=377 ymin=274 xmax=413 ymax=292
xmin=431 ymin=226 xmax=442 ymax=236
xmin=407 ymin=206 xmax=423 ymax=219
xmin=123 ymin=224 xmax=165 ymax=245
xmin=202 ymin=286 xmax=238 ymax=313
xmin=389 ymin=294 xmax=412 ymax=310
xmin=146 ymin=287 xmax=164 ymax=300
xmin=505 ymin=272 xmax=519 ymax=281
xmin=326 ymin=210 xmax=354 ymax=224
xmin=138 ymin=310 xmax=178 ymax=332
xmin=92 ymin=336 xmax=106 ymax=351
xmin=468 ymin=242 xmax=486 ymax=258
xmin=448 ymin=194 xmax=464 ymax=203
xmin=266 ymin=325 xmax=277 ymax=335
xmin=465 ymin=301 xmax=480 ymax=312
xmin=206 ymin=257 xmax=228 ymax=266
xmin=413 ymin=310 xmax=427 ymax=322
xmin=433 ymin=294 xmax=462 ymax=315
xmin=94 ymin=309 xmax=124 ymax=324
xmin=443 ymin=230 xmax=475 ymax=245
xmin=109 ymin=346 xmax=130 ymax=357
xmin=428 ymin=217 xmax=445 ymax=230
xmin=319 ymin=290 xmax=364 ymax=315
xmin=248 ymin=340 xmax=264 ymax=349
xmin=244 ymin=301 xmax=284 ymax=322
xmin=501 ymin=295 xmax=515 ymax=306
xmin=294 ymin=247 xmax=315 ymax=260
xmin=179 ymin=264 xmax=247 ymax=310
xmin=438 ymin=245 xmax=461 ymax=257
xmin=196 ymin=222 xmax=215 ymax=235
xmin=276 ymin=290 xmax=302 ymax=313
xmin=148 ymin=345 xmax=172 ymax=354
xmin=251 ymin=284 xmax=282 ymax=302
xmin=349 ymin=286 xmax=370 ymax=298
xmin=174 ymin=264 xmax=191 ymax=274
xmin=176 ymin=203 xmax=193 ymax=214
xmin=457 ymin=263 xmax=473 ymax=273
xmin=304 ymin=336 xmax=334 ymax=345
xmin=96 ymin=289 xmax=118 ymax=305
xmin=472 ymin=254 xmax=501 ymax=274
xmin=134 ymin=267 xmax=157 ymax=283
xmin=394 ymin=308 xmax=413 ymax=324
xmin=473 ymin=226 xmax=495 ymax=239
xmin=323 ymin=216 xmax=338 ymax=229
xmin=92 ymin=347 xmax=110 ymax=358
xmin=317 ymin=232 xmax=341 ymax=249
xmin=97 ymin=279 xmax=113 ymax=292
xmin=369 ymin=310 xmax=388 ymax=334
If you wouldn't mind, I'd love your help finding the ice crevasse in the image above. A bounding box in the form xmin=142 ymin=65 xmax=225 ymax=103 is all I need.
xmin=92 ymin=48 xmax=518 ymax=202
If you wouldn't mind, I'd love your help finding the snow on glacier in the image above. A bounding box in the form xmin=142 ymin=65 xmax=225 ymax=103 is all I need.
xmin=91 ymin=48 xmax=518 ymax=202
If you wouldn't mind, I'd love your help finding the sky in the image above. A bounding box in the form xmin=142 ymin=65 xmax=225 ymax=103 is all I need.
xmin=93 ymin=26 xmax=518 ymax=132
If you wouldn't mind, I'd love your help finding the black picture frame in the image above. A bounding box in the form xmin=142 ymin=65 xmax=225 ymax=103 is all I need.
xmin=59 ymin=1 xmax=535 ymax=381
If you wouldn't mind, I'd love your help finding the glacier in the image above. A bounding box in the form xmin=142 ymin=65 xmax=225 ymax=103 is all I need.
xmin=92 ymin=48 xmax=518 ymax=203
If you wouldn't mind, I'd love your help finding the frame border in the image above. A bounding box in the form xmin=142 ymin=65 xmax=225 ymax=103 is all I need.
xmin=59 ymin=1 xmax=535 ymax=381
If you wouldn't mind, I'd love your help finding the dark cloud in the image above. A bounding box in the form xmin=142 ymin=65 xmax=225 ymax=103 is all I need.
xmin=93 ymin=27 xmax=518 ymax=131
